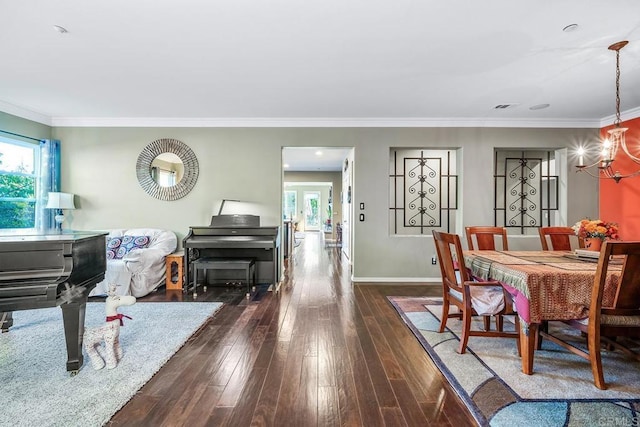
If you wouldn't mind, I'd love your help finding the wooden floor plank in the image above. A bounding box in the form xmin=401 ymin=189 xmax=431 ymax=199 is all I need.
xmin=331 ymin=342 xmax=364 ymax=427
xmin=272 ymin=332 xmax=306 ymax=419
xmin=250 ymin=340 xmax=289 ymax=426
xmin=175 ymin=385 xmax=225 ymax=427
xmin=352 ymin=304 xmax=399 ymax=409
xmin=224 ymin=367 xmax=268 ymax=426
xmin=216 ymin=324 xmax=269 ymax=406
xmin=318 ymin=386 xmax=341 ymax=427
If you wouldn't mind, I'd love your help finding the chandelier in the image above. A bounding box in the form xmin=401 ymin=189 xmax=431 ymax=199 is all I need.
xmin=576 ymin=40 xmax=640 ymax=183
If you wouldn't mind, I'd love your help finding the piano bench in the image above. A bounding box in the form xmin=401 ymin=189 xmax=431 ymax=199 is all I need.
xmin=191 ymin=257 xmax=256 ymax=299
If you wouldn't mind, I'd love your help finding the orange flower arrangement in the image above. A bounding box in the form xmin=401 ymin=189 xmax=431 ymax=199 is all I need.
xmin=572 ymin=219 xmax=619 ymax=241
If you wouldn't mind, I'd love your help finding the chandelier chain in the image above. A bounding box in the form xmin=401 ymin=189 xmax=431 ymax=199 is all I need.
xmin=615 ymin=47 xmax=621 ymax=127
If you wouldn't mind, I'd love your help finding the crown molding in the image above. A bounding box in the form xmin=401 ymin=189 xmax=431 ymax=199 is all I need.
xmin=49 ymin=116 xmax=602 ymax=128
xmin=0 ymin=101 xmax=52 ymax=126
xmin=2 ymin=99 xmax=635 ymax=129
xmin=599 ymin=106 xmax=640 ymax=127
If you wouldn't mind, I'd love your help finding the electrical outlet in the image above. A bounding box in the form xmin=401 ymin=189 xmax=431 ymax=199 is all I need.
xmin=431 ymin=256 xmax=437 ymax=265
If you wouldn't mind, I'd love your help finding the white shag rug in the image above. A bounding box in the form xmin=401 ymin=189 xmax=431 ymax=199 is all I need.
xmin=0 ymin=301 xmax=222 ymax=427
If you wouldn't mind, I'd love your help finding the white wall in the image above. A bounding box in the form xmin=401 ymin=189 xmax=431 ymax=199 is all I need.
xmin=51 ymin=126 xmax=600 ymax=282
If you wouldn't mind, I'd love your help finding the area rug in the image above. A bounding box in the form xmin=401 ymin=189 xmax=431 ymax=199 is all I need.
xmin=388 ymin=296 xmax=640 ymax=427
xmin=0 ymin=301 xmax=222 ymax=427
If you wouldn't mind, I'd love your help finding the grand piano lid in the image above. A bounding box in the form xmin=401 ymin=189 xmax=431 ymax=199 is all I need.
xmin=0 ymin=230 xmax=108 ymax=243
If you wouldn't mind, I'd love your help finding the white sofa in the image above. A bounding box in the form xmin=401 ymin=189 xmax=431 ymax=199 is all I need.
xmin=90 ymin=228 xmax=178 ymax=297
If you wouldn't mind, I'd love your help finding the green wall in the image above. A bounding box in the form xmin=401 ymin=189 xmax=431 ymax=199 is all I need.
xmin=0 ymin=111 xmax=601 ymax=282
xmin=0 ymin=111 xmax=52 ymax=142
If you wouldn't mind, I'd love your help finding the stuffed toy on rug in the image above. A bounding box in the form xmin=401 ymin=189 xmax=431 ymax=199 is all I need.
xmin=83 ymin=285 xmax=136 ymax=370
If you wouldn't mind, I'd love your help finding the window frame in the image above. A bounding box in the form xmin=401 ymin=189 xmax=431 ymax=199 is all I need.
xmin=283 ymin=190 xmax=297 ymax=221
xmin=0 ymin=136 xmax=40 ymax=230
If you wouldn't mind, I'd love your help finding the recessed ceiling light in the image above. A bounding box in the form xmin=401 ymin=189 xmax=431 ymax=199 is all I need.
xmin=283 ymin=163 xmax=290 ymax=168
xmin=315 ymin=151 xmax=323 ymax=156
xmin=562 ymin=24 xmax=578 ymax=33
xmin=529 ymin=103 xmax=550 ymax=110
xmin=53 ymin=25 xmax=68 ymax=34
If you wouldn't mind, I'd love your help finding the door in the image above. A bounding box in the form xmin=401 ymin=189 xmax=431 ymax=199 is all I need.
xmin=303 ymin=191 xmax=321 ymax=231
xmin=341 ymin=157 xmax=352 ymax=260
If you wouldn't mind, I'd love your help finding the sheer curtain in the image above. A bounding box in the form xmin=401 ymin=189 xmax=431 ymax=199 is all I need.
xmin=35 ymin=139 xmax=60 ymax=230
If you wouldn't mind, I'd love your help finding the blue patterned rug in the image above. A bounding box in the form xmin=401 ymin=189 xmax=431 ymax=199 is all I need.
xmin=388 ymin=296 xmax=640 ymax=427
xmin=0 ymin=301 xmax=222 ymax=427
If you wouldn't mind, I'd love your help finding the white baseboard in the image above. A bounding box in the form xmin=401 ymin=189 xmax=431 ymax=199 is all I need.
xmin=350 ymin=276 xmax=441 ymax=283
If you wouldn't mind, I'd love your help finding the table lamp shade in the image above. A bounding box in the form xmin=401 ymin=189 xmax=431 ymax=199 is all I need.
xmin=45 ymin=192 xmax=76 ymax=210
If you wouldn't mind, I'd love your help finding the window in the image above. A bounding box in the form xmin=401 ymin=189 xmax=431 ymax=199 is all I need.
xmin=0 ymin=138 xmax=39 ymax=229
xmin=153 ymin=168 xmax=177 ymax=187
xmin=494 ymin=149 xmax=562 ymax=233
xmin=283 ymin=190 xmax=297 ymax=220
xmin=390 ymin=148 xmax=458 ymax=235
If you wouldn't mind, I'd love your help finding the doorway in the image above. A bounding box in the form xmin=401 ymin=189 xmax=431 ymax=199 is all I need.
xmin=282 ymin=146 xmax=353 ymax=262
xmin=303 ymin=191 xmax=321 ymax=231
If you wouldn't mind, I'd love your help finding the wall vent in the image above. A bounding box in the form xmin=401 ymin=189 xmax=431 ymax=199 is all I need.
xmin=494 ymin=104 xmax=519 ymax=110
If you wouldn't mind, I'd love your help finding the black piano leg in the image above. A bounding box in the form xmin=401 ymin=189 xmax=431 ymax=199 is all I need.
xmin=1 ymin=311 xmax=14 ymax=332
xmin=60 ymin=293 xmax=89 ymax=374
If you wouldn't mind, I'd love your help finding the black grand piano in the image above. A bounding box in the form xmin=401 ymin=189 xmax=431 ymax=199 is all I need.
xmin=0 ymin=231 xmax=107 ymax=373
xmin=183 ymin=214 xmax=280 ymax=290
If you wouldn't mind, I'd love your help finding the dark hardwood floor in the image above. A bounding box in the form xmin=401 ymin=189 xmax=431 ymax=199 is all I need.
xmin=108 ymin=232 xmax=477 ymax=426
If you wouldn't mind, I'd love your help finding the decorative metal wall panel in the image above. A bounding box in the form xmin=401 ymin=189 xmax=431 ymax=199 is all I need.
xmin=390 ymin=149 xmax=458 ymax=235
xmin=494 ymin=150 xmax=558 ymax=232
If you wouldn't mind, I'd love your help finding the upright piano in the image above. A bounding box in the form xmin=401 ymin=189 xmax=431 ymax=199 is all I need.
xmin=183 ymin=214 xmax=280 ymax=288
xmin=0 ymin=231 xmax=107 ymax=373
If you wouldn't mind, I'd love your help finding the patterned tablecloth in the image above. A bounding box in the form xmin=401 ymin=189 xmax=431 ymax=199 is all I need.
xmin=463 ymin=250 xmax=621 ymax=325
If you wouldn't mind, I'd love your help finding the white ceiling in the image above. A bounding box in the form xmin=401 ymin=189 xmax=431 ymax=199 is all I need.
xmin=283 ymin=147 xmax=351 ymax=172
xmin=2 ymin=1 xmax=640 ymax=130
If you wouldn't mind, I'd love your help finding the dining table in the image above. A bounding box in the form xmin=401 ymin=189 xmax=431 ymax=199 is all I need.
xmin=462 ymin=250 xmax=622 ymax=375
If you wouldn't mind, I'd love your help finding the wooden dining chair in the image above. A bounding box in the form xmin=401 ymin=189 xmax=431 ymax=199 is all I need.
xmin=539 ymin=226 xmax=585 ymax=251
xmin=432 ymin=230 xmax=520 ymax=354
xmin=465 ymin=226 xmax=509 ymax=250
xmin=540 ymin=240 xmax=640 ymax=389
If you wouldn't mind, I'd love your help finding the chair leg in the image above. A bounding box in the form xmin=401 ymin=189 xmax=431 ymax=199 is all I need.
xmin=483 ymin=316 xmax=491 ymax=331
xmin=458 ymin=308 xmax=472 ymax=354
xmin=192 ymin=269 xmax=198 ymax=299
xmin=605 ymin=336 xmax=616 ymax=351
xmin=535 ymin=321 xmax=548 ymax=350
xmin=245 ymin=264 xmax=251 ymax=298
xmin=514 ymin=315 xmax=521 ymax=357
xmin=439 ymin=298 xmax=450 ymax=333
xmin=588 ymin=329 xmax=607 ymax=390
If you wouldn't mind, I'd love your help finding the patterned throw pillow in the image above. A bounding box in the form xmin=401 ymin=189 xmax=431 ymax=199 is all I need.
xmin=106 ymin=237 xmax=121 ymax=260
xmin=106 ymin=235 xmax=151 ymax=260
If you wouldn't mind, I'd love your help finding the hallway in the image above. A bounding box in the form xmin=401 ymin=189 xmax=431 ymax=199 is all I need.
xmin=110 ymin=231 xmax=475 ymax=426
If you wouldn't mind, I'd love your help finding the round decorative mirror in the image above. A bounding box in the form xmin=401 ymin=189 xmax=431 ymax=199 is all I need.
xmin=136 ymin=138 xmax=199 ymax=201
